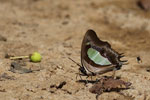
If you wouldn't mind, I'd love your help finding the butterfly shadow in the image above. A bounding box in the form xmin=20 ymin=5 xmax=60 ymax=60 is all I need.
xmin=76 ymin=79 xmax=99 ymax=84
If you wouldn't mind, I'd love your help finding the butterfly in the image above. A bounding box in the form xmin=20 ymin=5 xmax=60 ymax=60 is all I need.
xmin=79 ymin=29 xmax=127 ymax=77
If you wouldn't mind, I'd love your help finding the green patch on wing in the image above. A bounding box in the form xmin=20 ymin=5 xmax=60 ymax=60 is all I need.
xmin=87 ymin=48 xmax=111 ymax=65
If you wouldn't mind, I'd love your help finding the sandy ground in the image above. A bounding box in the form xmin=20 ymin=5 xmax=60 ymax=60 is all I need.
xmin=0 ymin=0 xmax=150 ymax=100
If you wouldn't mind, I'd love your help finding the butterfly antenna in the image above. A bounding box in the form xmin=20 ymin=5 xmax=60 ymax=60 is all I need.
xmin=68 ymin=57 xmax=82 ymax=68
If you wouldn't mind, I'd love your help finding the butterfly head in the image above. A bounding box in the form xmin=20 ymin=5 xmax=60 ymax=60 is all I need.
xmin=79 ymin=67 xmax=87 ymax=75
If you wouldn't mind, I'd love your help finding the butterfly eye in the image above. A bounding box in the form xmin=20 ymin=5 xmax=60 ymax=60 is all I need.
xmin=79 ymin=67 xmax=87 ymax=75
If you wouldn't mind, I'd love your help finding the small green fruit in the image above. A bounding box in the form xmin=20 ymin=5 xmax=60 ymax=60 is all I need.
xmin=30 ymin=52 xmax=42 ymax=62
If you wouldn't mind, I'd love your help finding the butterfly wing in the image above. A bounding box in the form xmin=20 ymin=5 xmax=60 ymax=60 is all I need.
xmin=87 ymin=48 xmax=111 ymax=65
xmin=81 ymin=29 xmax=125 ymax=75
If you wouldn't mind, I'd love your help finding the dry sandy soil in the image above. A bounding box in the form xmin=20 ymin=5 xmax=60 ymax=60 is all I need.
xmin=0 ymin=0 xmax=150 ymax=100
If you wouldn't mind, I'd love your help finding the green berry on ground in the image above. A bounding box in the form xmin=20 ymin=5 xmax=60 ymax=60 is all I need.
xmin=30 ymin=52 xmax=42 ymax=62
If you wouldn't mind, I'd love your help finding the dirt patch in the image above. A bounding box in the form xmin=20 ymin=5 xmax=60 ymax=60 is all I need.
xmin=0 ymin=0 xmax=150 ymax=100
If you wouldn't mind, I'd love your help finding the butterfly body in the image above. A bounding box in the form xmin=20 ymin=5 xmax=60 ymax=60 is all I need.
xmin=80 ymin=29 xmax=126 ymax=76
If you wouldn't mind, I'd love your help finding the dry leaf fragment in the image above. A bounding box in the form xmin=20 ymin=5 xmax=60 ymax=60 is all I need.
xmin=89 ymin=77 xmax=131 ymax=99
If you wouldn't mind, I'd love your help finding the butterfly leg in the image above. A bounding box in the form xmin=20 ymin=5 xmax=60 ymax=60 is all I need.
xmin=79 ymin=74 xmax=82 ymax=80
xmin=85 ymin=76 xmax=89 ymax=84
xmin=75 ymin=72 xmax=83 ymax=81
